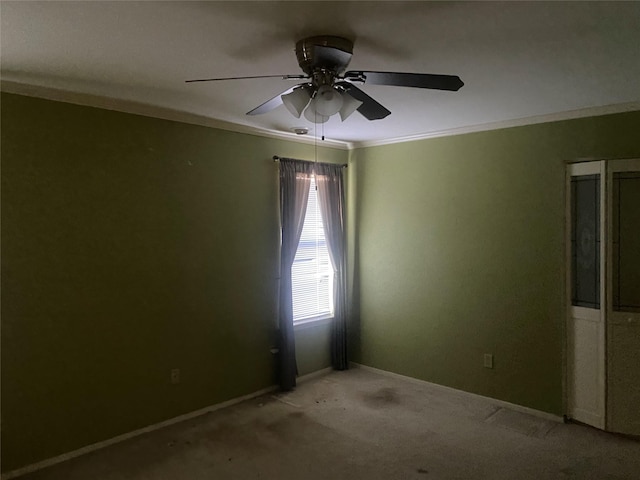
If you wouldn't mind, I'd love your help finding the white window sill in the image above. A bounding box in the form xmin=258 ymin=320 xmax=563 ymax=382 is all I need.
xmin=293 ymin=314 xmax=333 ymax=330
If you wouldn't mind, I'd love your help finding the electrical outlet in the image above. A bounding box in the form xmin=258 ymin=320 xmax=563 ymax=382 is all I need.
xmin=483 ymin=354 xmax=494 ymax=369
xmin=170 ymin=368 xmax=181 ymax=384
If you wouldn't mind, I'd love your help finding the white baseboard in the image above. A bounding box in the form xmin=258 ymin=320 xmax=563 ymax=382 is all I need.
xmin=297 ymin=366 xmax=332 ymax=383
xmin=3 ymin=386 xmax=279 ymax=479
xmin=351 ymin=362 xmax=563 ymax=423
xmin=6 ymin=363 xmax=559 ymax=478
xmin=2 ymin=366 xmax=337 ymax=479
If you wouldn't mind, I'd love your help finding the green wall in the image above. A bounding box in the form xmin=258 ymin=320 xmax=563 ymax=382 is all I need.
xmin=0 ymin=93 xmax=347 ymax=472
xmin=4 ymin=90 xmax=639 ymax=473
xmin=352 ymin=111 xmax=640 ymax=415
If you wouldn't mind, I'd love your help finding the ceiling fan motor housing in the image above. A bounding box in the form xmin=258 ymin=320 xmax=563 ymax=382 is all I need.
xmin=295 ymin=36 xmax=354 ymax=86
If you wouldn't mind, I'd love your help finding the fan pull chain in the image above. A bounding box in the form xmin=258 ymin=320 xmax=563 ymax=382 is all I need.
xmin=314 ymin=111 xmax=318 ymax=169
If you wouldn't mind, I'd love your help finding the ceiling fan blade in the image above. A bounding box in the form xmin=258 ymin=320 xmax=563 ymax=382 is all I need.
xmin=345 ymin=71 xmax=464 ymax=91
xmin=246 ymin=86 xmax=300 ymax=115
xmin=186 ymin=74 xmax=307 ymax=83
xmin=336 ymin=82 xmax=391 ymax=120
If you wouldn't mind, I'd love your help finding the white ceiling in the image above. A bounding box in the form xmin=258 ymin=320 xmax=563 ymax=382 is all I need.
xmin=2 ymin=1 xmax=639 ymax=147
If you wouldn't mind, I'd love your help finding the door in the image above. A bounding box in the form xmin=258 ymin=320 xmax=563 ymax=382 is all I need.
xmin=566 ymin=161 xmax=606 ymax=429
xmin=606 ymin=158 xmax=640 ymax=435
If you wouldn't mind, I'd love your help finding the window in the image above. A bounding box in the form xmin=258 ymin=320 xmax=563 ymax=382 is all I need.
xmin=291 ymin=175 xmax=334 ymax=323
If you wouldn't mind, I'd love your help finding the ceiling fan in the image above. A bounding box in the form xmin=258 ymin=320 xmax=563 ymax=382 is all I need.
xmin=186 ymin=35 xmax=464 ymax=123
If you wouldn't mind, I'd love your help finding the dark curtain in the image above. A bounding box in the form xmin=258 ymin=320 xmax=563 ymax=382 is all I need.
xmin=315 ymin=163 xmax=349 ymax=370
xmin=277 ymin=159 xmax=313 ymax=390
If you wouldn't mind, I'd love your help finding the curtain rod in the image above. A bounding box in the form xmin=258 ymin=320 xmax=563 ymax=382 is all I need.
xmin=272 ymin=155 xmax=347 ymax=168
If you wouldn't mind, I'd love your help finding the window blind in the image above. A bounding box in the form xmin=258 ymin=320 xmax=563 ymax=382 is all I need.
xmin=291 ymin=176 xmax=333 ymax=322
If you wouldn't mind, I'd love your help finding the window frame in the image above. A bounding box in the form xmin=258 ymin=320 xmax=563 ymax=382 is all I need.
xmin=291 ymin=174 xmax=334 ymax=326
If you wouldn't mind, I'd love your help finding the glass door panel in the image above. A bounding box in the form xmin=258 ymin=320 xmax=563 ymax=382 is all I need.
xmin=571 ymin=174 xmax=600 ymax=308
xmin=612 ymin=171 xmax=640 ymax=313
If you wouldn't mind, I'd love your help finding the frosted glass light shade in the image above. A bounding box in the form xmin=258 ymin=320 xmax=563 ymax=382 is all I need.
xmin=282 ymin=87 xmax=311 ymax=118
xmin=303 ymin=99 xmax=329 ymax=124
xmin=339 ymin=94 xmax=363 ymax=121
xmin=314 ymin=85 xmax=344 ymax=117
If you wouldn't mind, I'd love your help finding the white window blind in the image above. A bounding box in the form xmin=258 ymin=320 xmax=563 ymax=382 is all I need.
xmin=291 ymin=176 xmax=333 ymax=322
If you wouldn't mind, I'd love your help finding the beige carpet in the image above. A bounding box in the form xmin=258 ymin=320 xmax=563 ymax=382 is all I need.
xmin=17 ymin=367 xmax=640 ymax=479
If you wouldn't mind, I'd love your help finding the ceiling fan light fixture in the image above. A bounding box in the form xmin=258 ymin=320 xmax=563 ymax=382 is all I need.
xmin=314 ymin=85 xmax=344 ymax=117
xmin=339 ymin=93 xmax=363 ymax=121
xmin=281 ymin=87 xmax=311 ymax=118
xmin=303 ymin=99 xmax=330 ymax=124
